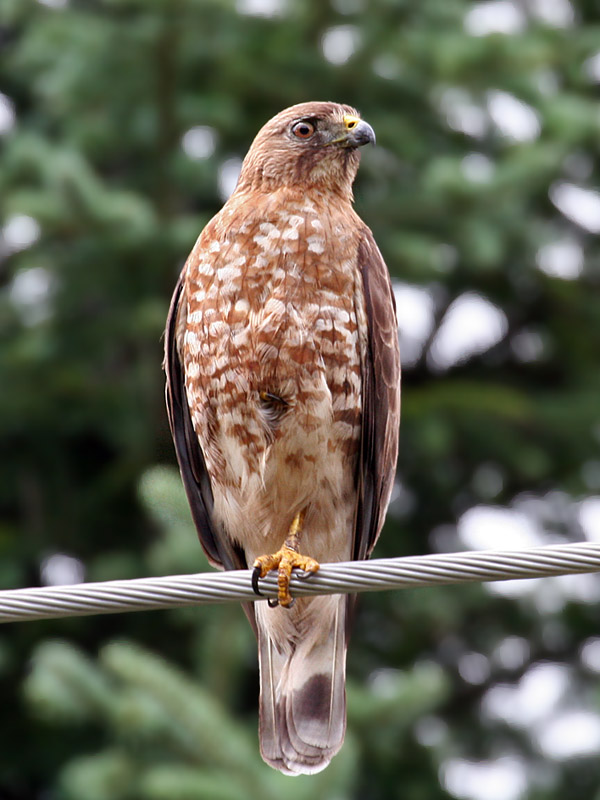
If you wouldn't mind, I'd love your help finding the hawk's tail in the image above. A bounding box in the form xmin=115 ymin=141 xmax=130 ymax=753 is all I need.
xmin=256 ymin=594 xmax=347 ymax=775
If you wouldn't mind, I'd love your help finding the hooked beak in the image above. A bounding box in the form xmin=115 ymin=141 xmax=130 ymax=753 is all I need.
xmin=344 ymin=117 xmax=376 ymax=147
xmin=328 ymin=115 xmax=376 ymax=148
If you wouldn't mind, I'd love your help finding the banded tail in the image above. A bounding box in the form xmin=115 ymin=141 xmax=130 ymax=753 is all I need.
xmin=256 ymin=594 xmax=347 ymax=775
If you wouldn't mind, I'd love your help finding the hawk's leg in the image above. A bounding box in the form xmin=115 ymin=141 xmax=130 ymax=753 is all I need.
xmin=252 ymin=510 xmax=320 ymax=608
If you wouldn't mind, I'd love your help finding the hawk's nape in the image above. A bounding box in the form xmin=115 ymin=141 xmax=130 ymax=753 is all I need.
xmin=164 ymin=102 xmax=400 ymax=775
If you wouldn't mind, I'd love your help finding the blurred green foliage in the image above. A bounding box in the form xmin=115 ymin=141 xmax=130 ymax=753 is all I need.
xmin=1 ymin=1 xmax=600 ymax=798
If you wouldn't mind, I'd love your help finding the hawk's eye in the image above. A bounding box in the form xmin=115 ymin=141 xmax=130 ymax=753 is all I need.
xmin=292 ymin=121 xmax=316 ymax=140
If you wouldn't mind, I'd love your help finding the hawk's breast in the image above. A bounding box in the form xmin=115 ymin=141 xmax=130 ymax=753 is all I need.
xmin=182 ymin=195 xmax=366 ymax=510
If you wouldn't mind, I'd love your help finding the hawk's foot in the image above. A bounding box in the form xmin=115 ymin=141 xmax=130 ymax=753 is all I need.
xmin=252 ymin=545 xmax=319 ymax=608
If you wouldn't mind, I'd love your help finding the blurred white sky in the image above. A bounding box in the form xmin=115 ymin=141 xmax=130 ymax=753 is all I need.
xmin=441 ymin=755 xmax=528 ymax=800
xmin=464 ymin=0 xmax=574 ymax=36
xmin=429 ymin=292 xmax=508 ymax=369
xmin=181 ymin=126 xmax=217 ymax=161
xmin=0 ymin=92 xmax=15 ymax=134
xmin=321 ymin=25 xmax=361 ymax=65
xmin=35 ymin=0 xmax=68 ymax=8
xmin=453 ymin=496 xmax=600 ymax=605
xmin=217 ymin=157 xmax=244 ymax=201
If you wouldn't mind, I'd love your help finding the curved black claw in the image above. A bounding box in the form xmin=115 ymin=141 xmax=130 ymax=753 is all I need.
xmin=296 ymin=569 xmax=314 ymax=581
xmin=252 ymin=566 xmax=264 ymax=596
xmin=272 ymin=596 xmax=295 ymax=609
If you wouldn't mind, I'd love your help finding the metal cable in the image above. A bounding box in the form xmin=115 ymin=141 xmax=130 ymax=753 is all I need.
xmin=2 ymin=542 xmax=600 ymax=624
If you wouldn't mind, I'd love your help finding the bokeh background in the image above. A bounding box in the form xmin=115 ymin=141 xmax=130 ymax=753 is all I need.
xmin=1 ymin=0 xmax=600 ymax=798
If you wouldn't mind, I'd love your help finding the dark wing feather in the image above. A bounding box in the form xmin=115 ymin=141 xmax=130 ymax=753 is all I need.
xmin=354 ymin=228 xmax=401 ymax=562
xmin=164 ymin=274 xmax=248 ymax=576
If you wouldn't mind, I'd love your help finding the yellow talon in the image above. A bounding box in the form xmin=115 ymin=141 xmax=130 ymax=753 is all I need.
xmin=252 ymin=511 xmax=319 ymax=607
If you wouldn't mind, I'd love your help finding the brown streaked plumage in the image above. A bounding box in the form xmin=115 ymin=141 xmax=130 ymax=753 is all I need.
xmin=164 ymin=101 xmax=400 ymax=775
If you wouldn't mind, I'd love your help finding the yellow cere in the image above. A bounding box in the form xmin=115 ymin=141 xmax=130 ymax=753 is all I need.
xmin=343 ymin=115 xmax=361 ymax=130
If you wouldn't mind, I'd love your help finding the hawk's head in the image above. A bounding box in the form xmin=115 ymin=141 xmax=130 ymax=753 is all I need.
xmin=236 ymin=102 xmax=375 ymax=199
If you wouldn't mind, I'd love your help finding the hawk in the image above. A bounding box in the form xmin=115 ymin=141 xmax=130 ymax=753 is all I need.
xmin=164 ymin=101 xmax=400 ymax=775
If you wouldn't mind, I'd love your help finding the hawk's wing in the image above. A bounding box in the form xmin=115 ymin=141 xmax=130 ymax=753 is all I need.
xmin=164 ymin=274 xmax=249 ymax=575
xmin=354 ymin=228 xmax=401 ymax=562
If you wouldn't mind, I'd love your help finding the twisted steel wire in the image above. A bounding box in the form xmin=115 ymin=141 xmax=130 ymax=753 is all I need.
xmin=1 ymin=542 xmax=600 ymax=624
